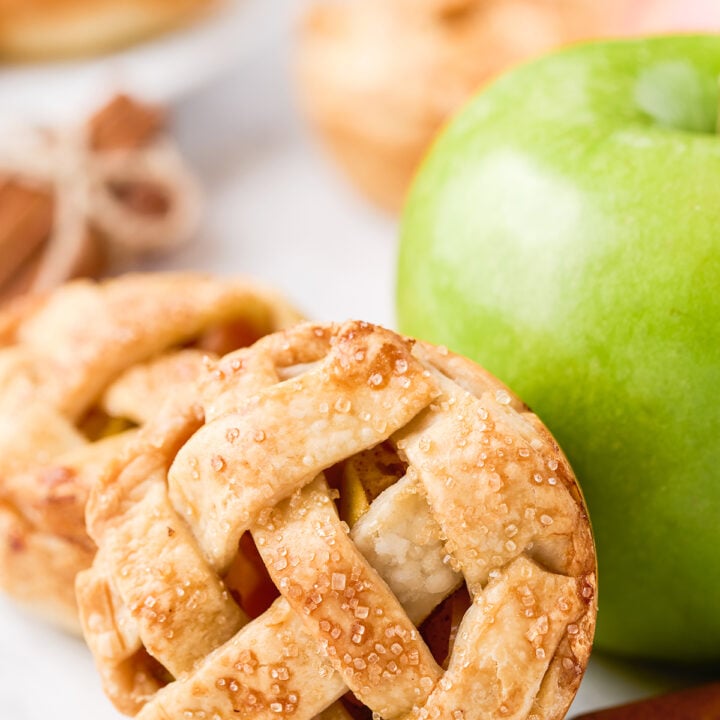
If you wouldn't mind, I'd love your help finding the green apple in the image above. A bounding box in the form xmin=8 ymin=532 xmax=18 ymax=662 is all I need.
xmin=397 ymin=35 xmax=720 ymax=664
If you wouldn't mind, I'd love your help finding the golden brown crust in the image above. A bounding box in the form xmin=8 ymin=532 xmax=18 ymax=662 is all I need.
xmin=0 ymin=272 xmax=302 ymax=632
xmin=0 ymin=0 xmax=215 ymax=61
xmin=79 ymin=320 xmax=596 ymax=719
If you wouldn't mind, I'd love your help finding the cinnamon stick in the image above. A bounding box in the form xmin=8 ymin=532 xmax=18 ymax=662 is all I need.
xmin=0 ymin=180 xmax=53 ymax=288
xmin=89 ymin=94 xmax=164 ymax=151
xmin=574 ymin=682 xmax=720 ymax=720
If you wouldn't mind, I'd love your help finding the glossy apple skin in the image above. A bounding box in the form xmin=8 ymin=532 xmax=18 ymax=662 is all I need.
xmin=397 ymin=36 xmax=720 ymax=663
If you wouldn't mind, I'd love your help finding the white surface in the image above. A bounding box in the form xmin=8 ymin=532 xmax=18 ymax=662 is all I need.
xmin=0 ymin=0 xmax=283 ymax=127
xmin=0 ymin=5 xmax=690 ymax=720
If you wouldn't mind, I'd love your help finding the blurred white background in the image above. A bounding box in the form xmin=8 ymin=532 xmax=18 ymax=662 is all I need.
xmin=0 ymin=2 xmax=700 ymax=718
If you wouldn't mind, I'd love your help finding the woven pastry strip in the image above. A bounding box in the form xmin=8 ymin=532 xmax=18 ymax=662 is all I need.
xmin=170 ymin=324 xmax=438 ymax=571
xmin=79 ymin=321 xmax=596 ymax=720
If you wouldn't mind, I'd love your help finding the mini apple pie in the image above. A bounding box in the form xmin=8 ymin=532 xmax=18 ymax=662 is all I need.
xmin=0 ymin=273 xmax=302 ymax=632
xmin=78 ymin=321 xmax=596 ymax=719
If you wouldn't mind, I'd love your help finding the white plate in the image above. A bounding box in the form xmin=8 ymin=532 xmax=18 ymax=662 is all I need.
xmin=0 ymin=0 xmax=276 ymax=127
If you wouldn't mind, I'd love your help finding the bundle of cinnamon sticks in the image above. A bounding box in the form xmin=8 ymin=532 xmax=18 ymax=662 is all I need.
xmin=0 ymin=95 xmax=200 ymax=305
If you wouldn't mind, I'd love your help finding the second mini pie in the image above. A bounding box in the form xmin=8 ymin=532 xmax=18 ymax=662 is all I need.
xmin=0 ymin=273 xmax=301 ymax=631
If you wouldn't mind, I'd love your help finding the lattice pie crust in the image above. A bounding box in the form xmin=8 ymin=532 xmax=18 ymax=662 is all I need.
xmin=79 ymin=321 xmax=596 ymax=720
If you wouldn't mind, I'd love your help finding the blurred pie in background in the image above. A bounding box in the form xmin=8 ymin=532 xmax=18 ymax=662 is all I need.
xmin=0 ymin=0 xmax=216 ymax=61
xmin=298 ymin=0 xmax=720 ymax=212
